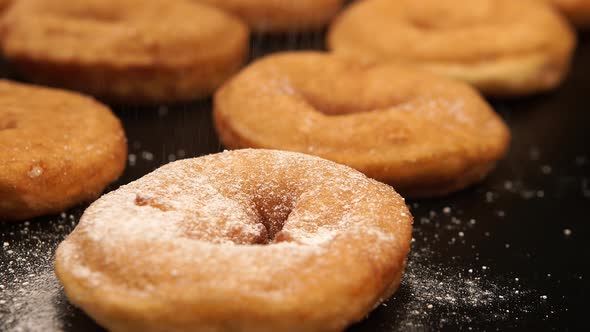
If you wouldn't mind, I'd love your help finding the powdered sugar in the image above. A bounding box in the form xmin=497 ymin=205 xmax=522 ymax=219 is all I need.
xmin=390 ymin=245 xmax=533 ymax=329
xmin=0 ymin=270 xmax=64 ymax=332
xmin=0 ymin=214 xmax=78 ymax=332
xmin=56 ymin=149 xmax=412 ymax=311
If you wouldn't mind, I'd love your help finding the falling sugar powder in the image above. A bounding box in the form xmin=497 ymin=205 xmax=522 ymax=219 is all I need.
xmin=157 ymin=106 xmax=169 ymax=117
xmin=128 ymin=153 xmax=137 ymax=166
xmin=504 ymin=181 xmax=514 ymax=191
xmin=141 ymin=151 xmax=154 ymax=161
xmin=540 ymin=165 xmax=552 ymax=175
xmin=529 ymin=147 xmax=541 ymax=161
xmin=575 ymin=155 xmax=587 ymax=166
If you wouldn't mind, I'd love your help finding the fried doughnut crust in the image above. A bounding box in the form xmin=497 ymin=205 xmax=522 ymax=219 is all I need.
xmin=328 ymin=0 xmax=576 ymax=96
xmin=55 ymin=149 xmax=413 ymax=332
xmin=0 ymin=0 xmax=249 ymax=103
xmin=0 ymin=80 xmax=126 ymax=221
xmin=214 ymin=52 xmax=511 ymax=197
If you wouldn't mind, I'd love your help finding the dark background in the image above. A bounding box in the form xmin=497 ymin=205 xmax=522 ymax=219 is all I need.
xmin=1 ymin=23 xmax=589 ymax=332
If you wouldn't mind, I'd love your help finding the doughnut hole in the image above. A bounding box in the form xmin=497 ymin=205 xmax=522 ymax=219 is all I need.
xmin=301 ymin=91 xmax=405 ymax=116
xmin=0 ymin=117 xmax=17 ymax=130
xmin=404 ymin=0 xmax=495 ymax=31
xmin=250 ymin=189 xmax=297 ymax=244
xmin=132 ymin=184 xmax=300 ymax=246
xmin=291 ymin=62 xmax=410 ymax=116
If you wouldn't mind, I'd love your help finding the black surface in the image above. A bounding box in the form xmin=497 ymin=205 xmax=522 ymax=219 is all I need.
xmin=1 ymin=28 xmax=589 ymax=332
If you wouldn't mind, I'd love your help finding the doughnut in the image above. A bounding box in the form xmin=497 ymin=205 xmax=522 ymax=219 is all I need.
xmin=193 ymin=0 xmax=343 ymax=32
xmin=0 ymin=80 xmax=127 ymax=221
xmin=544 ymin=0 xmax=590 ymax=27
xmin=214 ymin=52 xmax=511 ymax=197
xmin=327 ymin=0 xmax=576 ymax=96
xmin=54 ymin=149 xmax=413 ymax=332
xmin=0 ymin=0 xmax=249 ymax=103
xmin=0 ymin=0 xmax=12 ymax=13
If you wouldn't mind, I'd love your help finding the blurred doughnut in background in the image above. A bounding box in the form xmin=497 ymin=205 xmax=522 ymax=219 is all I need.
xmin=0 ymin=0 xmax=249 ymax=103
xmin=544 ymin=0 xmax=590 ymax=28
xmin=328 ymin=0 xmax=576 ymax=96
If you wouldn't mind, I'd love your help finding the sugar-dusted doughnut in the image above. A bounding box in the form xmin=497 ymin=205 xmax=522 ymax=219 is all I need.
xmin=544 ymin=0 xmax=590 ymax=27
xmin=193 ymin=0 xmax=343 ymax=32
xmin=0 ymin=0 xmax=249 ymax=103
xmin=328 ymin=0 xmax=576 ymax=96
xmin=0 ymin=80 xmax=126 ymax=221
xmin=54 ymin=149 xmax=413 ymax=332
xmin=214 ymin=52 xmax=511 ymax=197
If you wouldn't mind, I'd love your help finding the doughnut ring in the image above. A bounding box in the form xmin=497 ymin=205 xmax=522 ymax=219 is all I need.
xmin=327 ymin=0 xmax=576 ymax=96
xmin=54 ymin=149 xmax=413 ymax=332
xmin=193 ymin=0 xmax=343 ymax=32
xmin=214 ymin=52 xmax=511 ymax=197
xmin=0 ymin=0 xmax=248 ymax=103
xmin=544 ymin=0 xmax=590 ymax=27
xmin=0 ymin=0 xmax=12 ymax=12
xmin=0 ymin=80 xmax=126 ymax=221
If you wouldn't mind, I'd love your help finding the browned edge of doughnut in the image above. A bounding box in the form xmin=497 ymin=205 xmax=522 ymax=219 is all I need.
xmin=213 ymin=106 xmax=508 ymax=198
xmin=0 ymin=83 xmax=128 ymax=221
xmin=0 ymin=0 xmax=250 ymax=104
xmin=5 ymin=41 xmax=248 ymax=104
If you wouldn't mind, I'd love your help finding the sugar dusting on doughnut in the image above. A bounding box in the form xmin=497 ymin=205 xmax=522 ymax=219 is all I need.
xmin=214 ymin=52 xmax=511 ymax=197
xmin=55 ymin=149 xmax=412 ymax=332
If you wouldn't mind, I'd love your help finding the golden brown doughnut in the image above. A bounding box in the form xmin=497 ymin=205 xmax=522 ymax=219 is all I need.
xmin=0 ymin=0 xmax=248 ymax=103
xmin=214 ymin=52 xmax=511 ymax=197
xmin=54 ymin=149 xmax=413 ymax=332
xmin=0 ymin=80 xmax=126 ymax=221
xmin=328 ymin=0 xmax=576 ymax=96
xmin=193 ymin=0 xmax=343 ymax=32
xmin=544 ymin=0 xmax=590 ymax=27
xmin=0 ymin=0 xmax=13 ymax=13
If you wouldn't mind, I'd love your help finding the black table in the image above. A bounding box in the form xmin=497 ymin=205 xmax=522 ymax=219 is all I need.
xmin=1 ymin=28 xmax=589 ymax=332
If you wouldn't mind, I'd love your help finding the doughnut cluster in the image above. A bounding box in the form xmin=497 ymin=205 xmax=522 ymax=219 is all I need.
xmin=0 ymin=0 xmax=344 ymax=103
xmin=0 ymin=0 xmax=584 ymax=331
